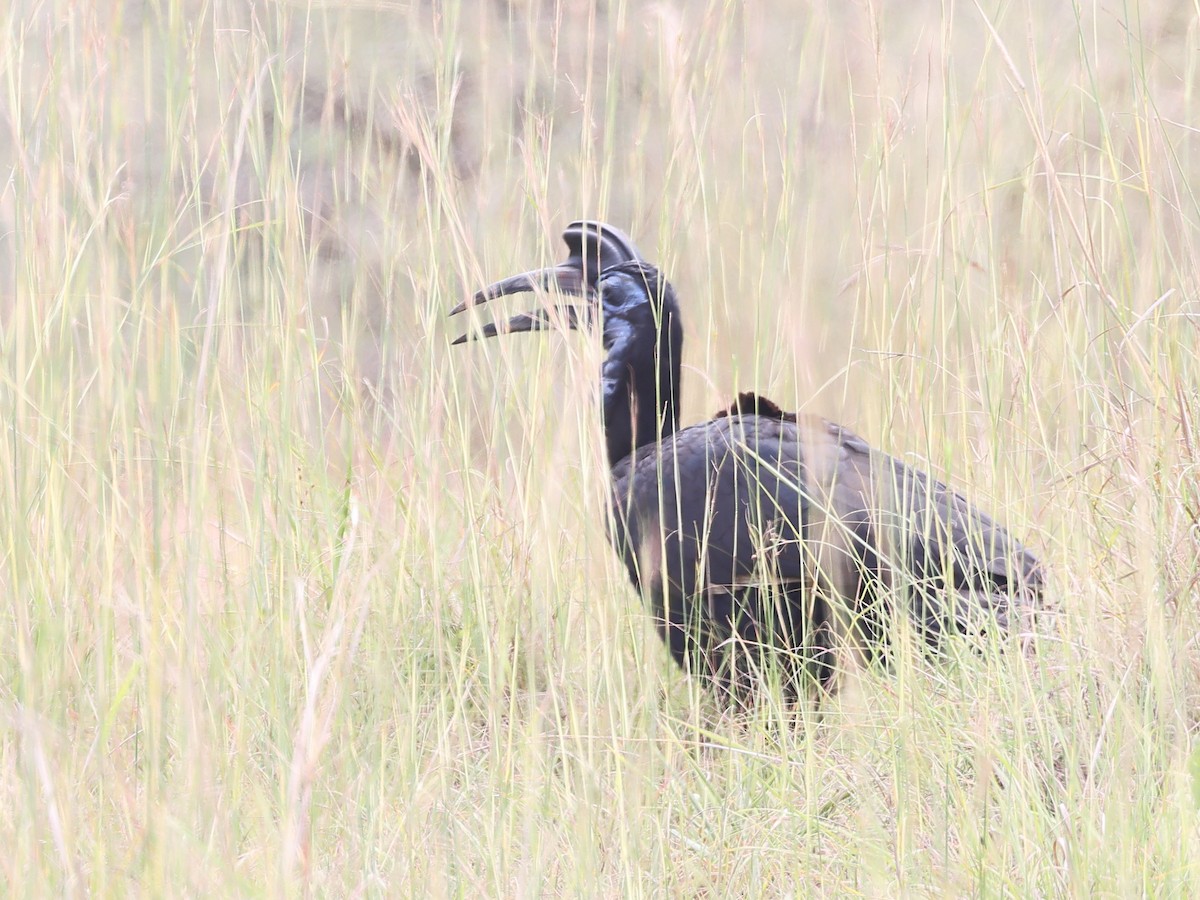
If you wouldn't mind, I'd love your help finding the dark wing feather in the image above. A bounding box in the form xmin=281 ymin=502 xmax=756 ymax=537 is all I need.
xmin=608 ymin=398 xmax=1043 ymax=691
xmin=608 ymin=407 xmax=851 ymax=696
xmin=825 ymin=424 xmax=1043 ymax=646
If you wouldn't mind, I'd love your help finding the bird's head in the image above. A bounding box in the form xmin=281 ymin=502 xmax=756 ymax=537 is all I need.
xmin=591 ymin=260 xmax=681 ymax=352
xmin=450 ymin=221 xmax=678 ymax=346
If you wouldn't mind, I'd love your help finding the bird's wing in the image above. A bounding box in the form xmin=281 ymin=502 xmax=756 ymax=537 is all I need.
xmin=802 ymin=420 xmax=1042 ymax=581
xmin=609 ymin=404 xmax=832 ymax=599
xmin=609 ymin=404 xmax=836 ymax=683
xmin=610 ymin=395 xmax=1042 ymax=645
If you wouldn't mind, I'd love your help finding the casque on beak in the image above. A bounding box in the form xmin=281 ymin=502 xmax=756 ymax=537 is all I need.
xmin=449 ymin=220 xmax=645 ymax=345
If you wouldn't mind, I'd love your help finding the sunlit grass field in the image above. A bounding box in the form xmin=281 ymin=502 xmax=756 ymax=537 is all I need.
xmin=3 ymin=0 xmax=1200 ymax=894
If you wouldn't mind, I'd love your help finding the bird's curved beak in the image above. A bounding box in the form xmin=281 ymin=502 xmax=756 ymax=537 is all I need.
xmin=450 ymin=220 xmax=645 ymax=345
xmin=448 ymin=263 xmax=595 ymax=346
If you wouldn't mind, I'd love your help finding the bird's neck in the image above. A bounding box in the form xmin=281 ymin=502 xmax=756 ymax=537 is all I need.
xmin=601 ymin=315 xmax=682 ymax=467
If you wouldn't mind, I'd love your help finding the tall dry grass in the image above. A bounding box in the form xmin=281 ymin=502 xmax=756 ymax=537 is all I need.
xmin=2 ymin=0 xmax=1199 ymax=894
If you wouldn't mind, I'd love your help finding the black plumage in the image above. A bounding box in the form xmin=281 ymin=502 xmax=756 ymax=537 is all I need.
xmin=452 ymin=221 xmax=1044 ymax=702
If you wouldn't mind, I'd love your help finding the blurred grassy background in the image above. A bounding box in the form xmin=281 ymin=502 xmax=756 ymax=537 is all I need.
xmin=2 ymin=0 xmax=1199 ymax=894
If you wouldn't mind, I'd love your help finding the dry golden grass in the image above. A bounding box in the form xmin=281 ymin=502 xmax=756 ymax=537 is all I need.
xmin=2 ymin=0 xmax=1200 ymax=894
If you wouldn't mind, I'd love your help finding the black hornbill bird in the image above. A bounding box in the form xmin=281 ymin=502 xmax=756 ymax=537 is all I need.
xmin=451 ymin=221 xmax=1044 ymax=702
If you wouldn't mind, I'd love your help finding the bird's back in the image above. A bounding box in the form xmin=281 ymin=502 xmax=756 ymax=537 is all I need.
xmin=608 ymin=393 xmax=1043 ymax=664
